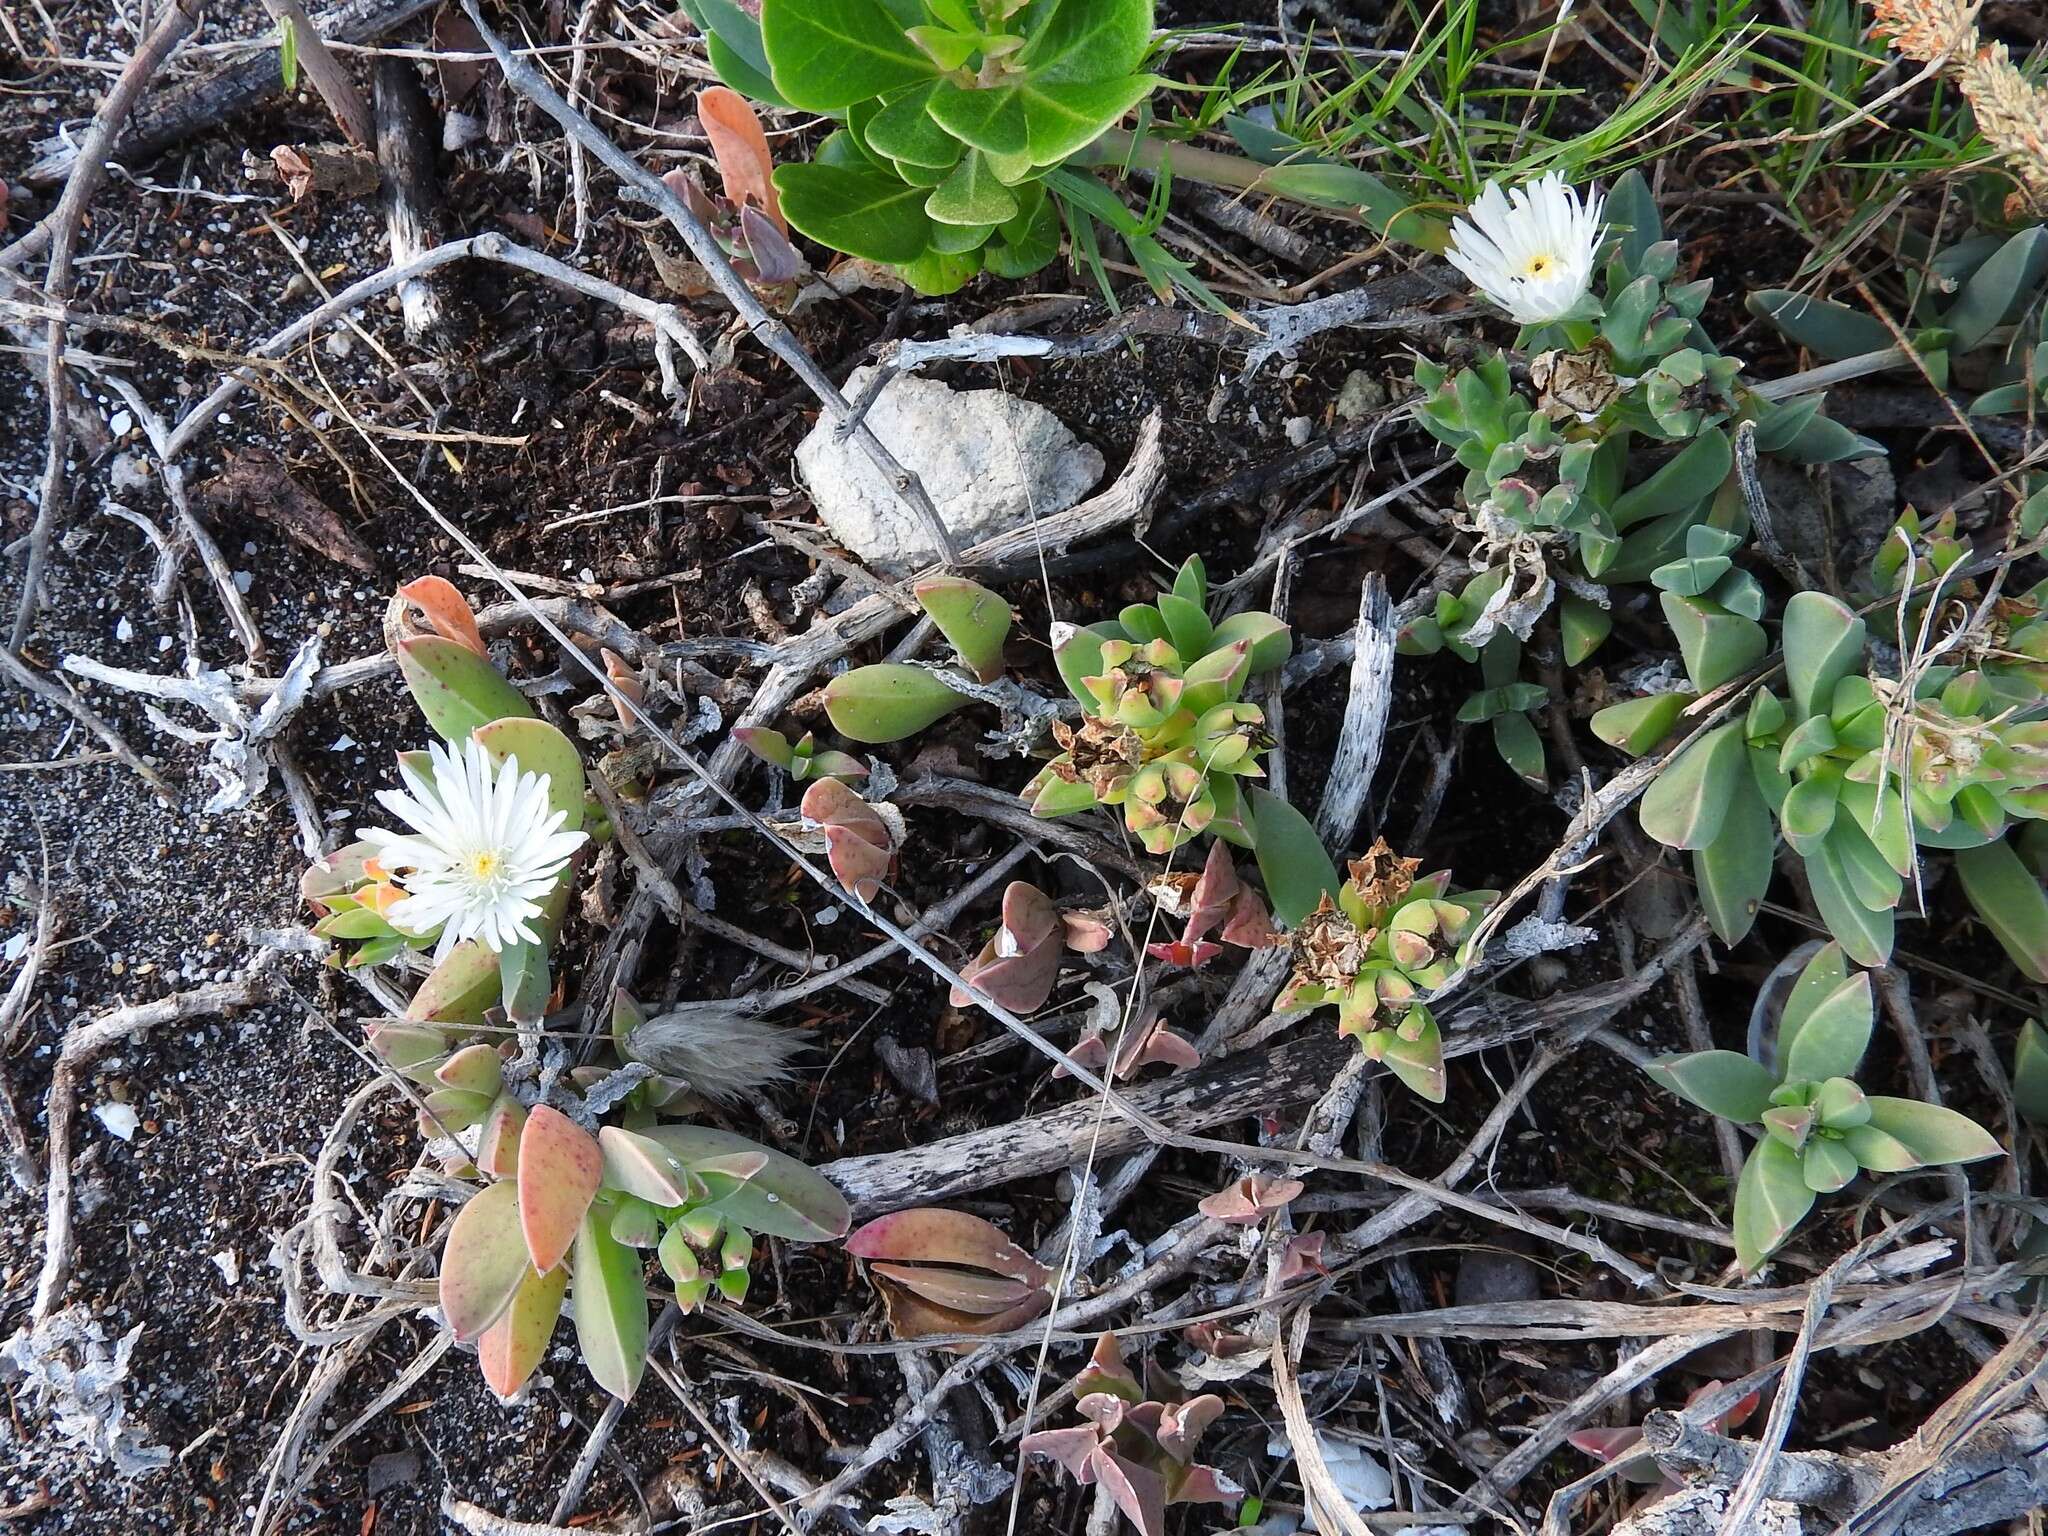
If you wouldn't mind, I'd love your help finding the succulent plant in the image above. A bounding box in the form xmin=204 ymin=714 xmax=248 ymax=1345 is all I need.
xmin=680 ymin=0 xmax=1160 ymax=295
xmin=846 ymin=1207 xmax=1053 ymax=1346
xmin=799 ymin=776 xmax=898 ymax=903
xmin=433 ymin=1095 xmax=851 ymax=1401
xmin=1021 ymin=557 xmax=1337 ymax=918
xmin=950 ymin=880 xmax=1111 ymax=1013
xmin=733 ymin=726 xmax=869 ymax=783
xmin=1644 ymin=943 xmax=2001 ymax=1271
xmin=2015 ymin=1018 xmax=2048 ymax=1125
xmin=1197 ymin=1173 xmax=1302 ymax=1225
xmin=1868 ymin=507 xmax=2048 ymax=718
xmin=1021 ymin=1333 xmax=1241 ymax=1536
xmin=304 ymin=580 xmax=588 ymax=1026
xmin=660 ymin=88 xmax=804 ymax=298
xmin=1751 ymin=224 xmax=2048 ymax=422
xmin=1611 ymin=588 xmax=2048 ymax=968
xmin=1142 ymin=840 xmax=1279 ymax=969
xmin=1276 ymin=839 xmax=1496 ymax=1103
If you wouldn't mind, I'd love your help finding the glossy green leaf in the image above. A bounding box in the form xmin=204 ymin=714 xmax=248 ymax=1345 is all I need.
xmin=497 ymin=940 xmax=549 ymax=1028
xmin=1640 ymin=724 xmax=1746 ymax=851
xmin=762 ymin=0 xmax=934 ymax=111
xmin=439 ymin=1181 xmax=527 ymax=1342
xmin=1492 ymin=711 xmax=1546 ymax=786
xmin=571 ymin=1207 xmax=649 ymax=1401
xmin=1842 ymin=1122 xmax=1920 ymax=1171
xmin=1644 ymin=1049 xmax=1776 ymax=1123
xmin=406 ymin=942 xmax=501 ymax=1026
xmin=397 ymin=637 xmax=532 ymax=744
xmin=927 ymin=150 xmax=1019 ymax=226
xmin=1779 ymin=773 xmax=1840 ymax=855
xmin=1954 ymin=838 xmax=2048 ymax=983
xmin=1250 ymin=786 xmax=1341 ymax=927
xmin=598 ymin=1125 xmax=693 ymax=1206
xmin=1018 ymin=0 xmax=1154 ymax=83
xmin=1862 ymin=1096 xmax=2003 ymax=1166
xmin=1017 ymin=76 xmax=1159 ymax=164
xmin=774 ymin=162 xmax=933 ymax=263
xmin=1605 ymin=169 xmax=1662 ymax=273
xmin=1734 ymin=1136 xmax=1817 ymax=1272
xmin=1210 ymin=610 xmax=1292 ymax=674
xmin=823 ymin=663 xmax=965 ymax=743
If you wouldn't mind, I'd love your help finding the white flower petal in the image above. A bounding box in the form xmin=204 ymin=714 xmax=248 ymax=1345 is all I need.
xmin=1445 ymin=173 xmax=1603 ymax=325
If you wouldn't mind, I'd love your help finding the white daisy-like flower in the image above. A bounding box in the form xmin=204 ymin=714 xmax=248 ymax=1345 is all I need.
xmin=361 ymin=738 xmax=585 ymax=960
xmin=1445 ymin=173 xmax=1605 ymax=326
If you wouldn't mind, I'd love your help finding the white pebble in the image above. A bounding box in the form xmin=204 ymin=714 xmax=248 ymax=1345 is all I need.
xmin=95 ymin=1102 xmax=141 ymax=1141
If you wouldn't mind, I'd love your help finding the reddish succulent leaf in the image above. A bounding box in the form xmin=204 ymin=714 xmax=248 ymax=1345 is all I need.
xmin=477 ymin=1095 xmax=526 ymax=1178
xmin=476 ymin=1261 xmax=568 ymax=1400
xmin=697 ymin=86 xmax=783 ymax=230
xmin=435 ymin=1042 xmax=503 ymax=1097
xmin=518 ymin=1105 xmax=603 ymax=1274
xmin=601 ymin=648 xmax=643 ymax=730
xmin=1171 ymin=1465 xmax=1243 ymax=1506
xmin=870 ymin=1277 xmax=1052 ymax=1346
xmin=1154 ymin=1395 xmax=1224 ymax=1463
xmin=396 ymin=575 xmax=486 ymax=657
xmin=1096 ymin=1450 xmax=1168 ymax=1536
xmin=801 ymin=777 xmax=895 ymax=903
xmin=1021 ymin=1425 xmax=1102 ymax=1481
xmin=1061 ymin=912 xmax=1114 ymax=952
xmin=1219 ymin=890 xmax=1280 ymax=949
xmin=846 ymin=1207 xmax=1052 ymax=1285
xmin=1567 ymin=1426 xmax=1646 ymax=1463
xmin=868 ymin=1261 xmax=1042 ymax=1315
xmin=1075 ymin=1333 xmax=1142 ymax=1402
xmin=1198 ymin=1175 xmax=1304 ymax=1224
xmin=438 ymin=1181 xmax=527 ymax=1341
xmin=1274 ymin=1230 xmax=1328 ymax=1285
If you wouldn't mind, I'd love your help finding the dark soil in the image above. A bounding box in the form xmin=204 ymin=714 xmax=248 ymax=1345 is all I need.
xmin=0 ymin=3 xmax=2034 ymax=1535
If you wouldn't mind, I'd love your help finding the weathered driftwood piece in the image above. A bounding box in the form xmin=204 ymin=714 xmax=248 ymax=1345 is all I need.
xmin=819 ymin=1030 xmax=1356 ymax=1217
xmin=1612 ymin=1408 xmax=2048 ymax=1536
xmin=373 ymin=56 xmax=450 ymax=342
xmin=22 ymin=0 xmax=440 ymax=185
xmin=1315 ymin=571 xmax=1393 ymax=852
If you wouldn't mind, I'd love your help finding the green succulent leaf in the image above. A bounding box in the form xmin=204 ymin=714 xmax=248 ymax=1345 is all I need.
xmin=1780 ymin=973 xmax=1873 ymax=1084
xmin=914 ymin=577 xmax=1012 ymax=682
xmin=1801 ymin=839 xmax=1893 ymax=967
xmin=1640 ymin=724 xmax=1747 ymax=851
xmin=1746 ymin=290 xmax=1894 ymax=360
xmin=1693 ymin=770 xmax=1774 ymax=947
xmin=476 ymin=1261 xmax=568 ymax=1401
xmin=823 ymin=663 xmax=965 ymax=743
xmin=1250 ymin=786 xmax=1341 ymax=927
xmin=1781 ymin=591 xmax=1866 ymax=724
xmin=2012 ymin=1019 xmax=2048 ymax=1125
xmin=1944 ymin=226 xmax=2048 ymax=352
xmin=1610 ymin=429 xmax=1730 ymax=530
xmin=1559 ymin=594 xmax=1612 ymax=666
xmin=1662 ymin=593 xmax=1766 ymax=693
xmin=397 ymin=637 xmax=533 ymax=744
xmin=439 ymin=1181 xmax=528 ymax=1342
xmin=1734 ymin=1136 xmax=1817 ymax=1272
xmin=1861 ymin=1096 xmax=2003 ymax=1167
xmin=1018 ymin=0 xmax=1154 ymax=83
xmin=571 ymin=1207 xmax=650 ymax=1401
xmin=1802 ymin=1136 xmax=1859 ymax=1194
xmin=1592 ymin=692 xmax=1695 ymax=756
xmin=1953 ymin=838 xmax=2048 ymax=983
xmin=642 ymin=1124 xmax=853 ymax=1241
xmin=1644 ymin=1049 xmax=1776 ymax=1123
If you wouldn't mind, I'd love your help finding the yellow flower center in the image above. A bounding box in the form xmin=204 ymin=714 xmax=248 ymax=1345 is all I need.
xmin=466 ymin=850 xmax=503 ymax=882
xmin=1522 ymin=253 xmax=1555 ymax=278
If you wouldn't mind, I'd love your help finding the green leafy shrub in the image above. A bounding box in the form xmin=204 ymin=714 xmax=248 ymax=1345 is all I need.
xmin=680 ymin=0 xmax=1161 ymax=293
xmin=1645 ymin=942 xmax=2001 ymax=1271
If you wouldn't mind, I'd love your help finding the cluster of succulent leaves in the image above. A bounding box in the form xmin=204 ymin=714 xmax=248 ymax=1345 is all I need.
xmin=367 ymin=996 xmax=850 ymax=1401
xmin=845 ymin=1206 xmax=1054 ymax=1343
xmin=665 ymin=87 xmax=804 ymax=299
xmin=1866 ymin=507 xmax=2048 ymax=718
xmin=1601 ymin=587 xmax=2048 ymax=975
xmin=302 ymin=578 xmax=589 ymax=1026
xmin=1276 ymin=840 xmax=1495 ymax=1103
xmin=1020 ymin=1333 xmax=1241 ymax=1536
xmin=1644 ymin=942 xmax=2001 ymax=1271
xmin=1399 ymin=174 xmax=1879 ymax=781
xmin=1751 ymin=224 xmax=2048 ymax=427
xmin=679 ymin=0 xmax=1161 ymax=295
xmin=1024 ymin=557 xmax=1344 ymax=922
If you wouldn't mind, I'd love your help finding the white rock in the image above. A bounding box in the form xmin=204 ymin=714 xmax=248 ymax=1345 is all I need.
xmin=94 ymin=1103 xmax=140 ymax=1141
xmin=211 ymin=1249 xmax=240 ymax=1285
xmin=1285 ymin=415 xmax=1314 ymax=446
xmin=796 ymin=365 xmax=1104 ymax=573
xmin=107 ymin=409 xmax=134 ymax=437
